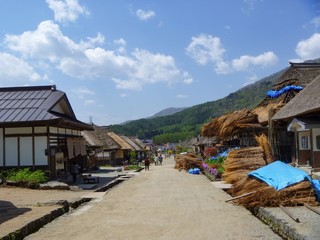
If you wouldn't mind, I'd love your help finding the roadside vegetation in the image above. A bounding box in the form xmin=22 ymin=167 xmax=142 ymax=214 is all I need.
xmin=0 ymin=168 xmax=48 ymax=188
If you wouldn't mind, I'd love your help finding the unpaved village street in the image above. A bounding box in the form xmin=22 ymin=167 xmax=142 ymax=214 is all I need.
xmin=25 ymin=157 xmax=281 ymax=240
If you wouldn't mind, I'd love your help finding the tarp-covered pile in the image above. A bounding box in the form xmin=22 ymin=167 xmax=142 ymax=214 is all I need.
xmin=248 ymin=161 xmax=311 ymax=190
xmin=224 ymin=150 xmax=318 ymax=207
xmin=174 ymin=153 xmax=202 ymax=171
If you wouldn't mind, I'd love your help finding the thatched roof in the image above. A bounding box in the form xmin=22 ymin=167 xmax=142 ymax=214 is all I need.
xmin=107 ymin=131 xmax=133 ymax=150
xmin=130 ymin=137 xmax=146 ymax=150
xmin=272 ymin=75 xmax=320 ymax=121
xmin=120 ymin=135 xmax=144 ymax=151
xmin=81 ymin=130 xmax=103 ymax=147
xmin=82 ymin=125 xmax=120 ymax=150
xmin=252 ymin=62 xmax=320 ymax=125
xmin=201 ymin=109 xmax=261 ymax=139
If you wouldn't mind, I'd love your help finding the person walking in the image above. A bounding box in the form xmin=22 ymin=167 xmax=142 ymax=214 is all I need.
xmin=144 ymin=158 xmax=150 ymax=171
xmin=70 ymin=161 xmax=80 ymax=183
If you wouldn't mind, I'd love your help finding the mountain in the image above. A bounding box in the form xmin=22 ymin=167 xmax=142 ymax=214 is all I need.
xmin=148 ymin=107 xmax=187 ymax=118
xmin=108 ymin=68 xmax=286 ymax=144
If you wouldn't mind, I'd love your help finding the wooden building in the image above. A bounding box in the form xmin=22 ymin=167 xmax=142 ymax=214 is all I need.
xmin=0 ymin=85 xmax=93 ymax=178
xmin=272 ymin=75 xmax=320 ymax=168
xmin=82 ymin=125 xmax=120 ymax=167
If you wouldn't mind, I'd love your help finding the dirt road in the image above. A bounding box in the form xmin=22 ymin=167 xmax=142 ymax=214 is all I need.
xmin=25 ymin=156 xmax=281 ymax=240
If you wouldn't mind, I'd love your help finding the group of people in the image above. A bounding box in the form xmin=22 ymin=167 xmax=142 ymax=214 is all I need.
xmin=144 ymin=154 xmax=163 ymax=171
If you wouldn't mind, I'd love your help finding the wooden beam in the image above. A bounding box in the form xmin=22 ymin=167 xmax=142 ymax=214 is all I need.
xmin=225 ymin=191 xmax=256 ymax=202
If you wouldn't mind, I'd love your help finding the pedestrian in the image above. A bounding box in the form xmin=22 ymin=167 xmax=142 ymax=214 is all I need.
xmin=154 ymin=155 xmax=158 ymax=166
xmin=70 ymin=161 xmax=80 ymax=183
xmin=159 ymin=154 xmax=163 ymax=165
xmin=145 ymin=158 xmax=150 ymax=171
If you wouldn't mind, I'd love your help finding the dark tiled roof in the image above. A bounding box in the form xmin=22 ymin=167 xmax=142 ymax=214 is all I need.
xmin=0 ymin=85 xmax=92 ymax=130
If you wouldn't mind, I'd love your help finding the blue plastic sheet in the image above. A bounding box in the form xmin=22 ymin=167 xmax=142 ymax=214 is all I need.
xmin=312 ymin=179 xmax=320 ymax=201
xmin=188 ymin=168 xmax=200 ymax=174
xmin=267 ymin=85 xmax=303 ymax=98
xmin=248 ymin=161 xmax=311 ymax=190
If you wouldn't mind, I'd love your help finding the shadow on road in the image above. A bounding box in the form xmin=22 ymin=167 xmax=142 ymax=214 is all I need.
xmin=0 ymin=200 xmax=31 ymax=225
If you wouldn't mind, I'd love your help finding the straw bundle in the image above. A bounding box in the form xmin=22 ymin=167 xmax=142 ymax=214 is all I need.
xmin=255 ymin=134 xmax=274 ymax=164
xmin=222 ymin=147 xmax=266 ymax=184
xmin=201 ymin=109 xmax=260 ymax=139
xmin=231 ymin=177 xmax=318 ymax=208
xmin=174 ymin=153 xmax=202 ymax=171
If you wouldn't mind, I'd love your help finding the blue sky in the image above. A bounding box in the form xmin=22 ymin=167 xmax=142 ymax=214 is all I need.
xmin=0 ymin=0 xmax=319 ymax=125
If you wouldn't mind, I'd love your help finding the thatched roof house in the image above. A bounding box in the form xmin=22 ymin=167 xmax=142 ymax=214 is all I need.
xmin=201 ymin=62 xmax=320 ymax=153
xmin=271 ymin=75 xmax=320 ymax=167
xmin=253 ymin=62 xmax=320 ymax=125
xmin=272 ymin=75 xmax=320 ymax=121
xmin=120 ymin=135 xmax=144 ymax=151
xmin=82 ymin=125 xmax=120 ymax=151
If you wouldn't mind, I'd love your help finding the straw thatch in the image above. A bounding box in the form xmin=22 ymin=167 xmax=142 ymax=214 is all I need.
xmin=223 ymin=143 xmax=318 ymax=207
xmin=222 ymin=146 xmax=266 ymax=184
xmin=82 ymin=125 xmax=120 ymax=150
xmin=230 ymin=177 xmax=317 ymax=208
xmin=174 ymin=153 xmax=202 ymax=171
xmin=201 ymin=109 xmax=261 ymax=139
xmin=255 ymin=134 xmax=273 ymax=164
xmin=272 ymin=75 xmax=320 ymax=121
xmin=253 ymin=62 xmax=320 ymax=125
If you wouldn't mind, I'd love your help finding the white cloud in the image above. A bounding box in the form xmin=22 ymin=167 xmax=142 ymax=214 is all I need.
xmin=5 ymin=21 xmax=79 ymax=62
xmin=71 ymin=87 xmax=94 ymax=98
xmin=186 ymin=34 xmax=278 ymax=74
xmin=243 ymin=74 xmax=258 ymax=86
xmin=185 ymin=34 xmax=225 ymax=65
xmin=4 ymin=20 xmax=192 ymax=90
xmin=176 ymin=94 xmax=188 ymax=98
xmin=46 ymin=0 xmax=89 ymax=23
xmin=241 ymin=0 xmax=259 ymax=14
xmin=311 ymin=17 xmax=320 ymax=29
xmin=232 ymin=51 xmax=278 ymax=71
xmin=136 ymin=9 xmax=155 ymax=21
xmin=0 ymin=52 xmax=42 ymax=83
xmin=84 ymin=99 xmax=95 ymax=106
xmin=295 ymin=33 xmax=320 ymax=61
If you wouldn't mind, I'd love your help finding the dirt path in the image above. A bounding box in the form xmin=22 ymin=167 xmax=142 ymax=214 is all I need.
xmin=25 ymin=156 xmax=281 ymax=240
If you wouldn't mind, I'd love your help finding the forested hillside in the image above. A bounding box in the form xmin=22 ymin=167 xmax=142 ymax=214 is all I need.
xmin=108 ymin=69 xmax=286 ymax=144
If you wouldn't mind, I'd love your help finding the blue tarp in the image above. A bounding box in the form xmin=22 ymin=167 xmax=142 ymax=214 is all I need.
xmin=311 ymin=179 xmax=320 ymax=201
xmin=188 ymin=168 xmax=200 ymax=174
xmin=267 ymin=85 xmax=303 ymax=98
xmin=248 ymin=161 xmax=311 ymax=190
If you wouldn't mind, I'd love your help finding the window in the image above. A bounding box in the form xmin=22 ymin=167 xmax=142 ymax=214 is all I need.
xmin=301 ymin=136 xmax=309 ymax=149
xmin=316 ymin=135 xmax=320 ymax=150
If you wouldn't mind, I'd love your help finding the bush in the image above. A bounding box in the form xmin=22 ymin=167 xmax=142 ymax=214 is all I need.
xmin=5 ymin=168 xmax=48 ymax=185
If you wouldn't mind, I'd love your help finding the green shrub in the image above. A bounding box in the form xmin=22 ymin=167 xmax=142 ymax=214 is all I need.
xmin=6 ymin=168 xmax=48 ymax=184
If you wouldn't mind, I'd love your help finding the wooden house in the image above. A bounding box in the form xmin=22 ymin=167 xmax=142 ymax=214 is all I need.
xmin=201 ymin=62 xmax=320 ymax=159
xmin=106 ymin=131 xmax=133 ymax=165
xmin=254 ymin=62 xmax=320 ymax=161
xmin=81 ymin=125 xmax=120 ymax=167
xmin=272 ymin=75 xmax=320 ymax=168
xmin=119 ymin=135 xmax=146 ymax=163
xmin=0 ymin=85 xmax=93 ymax=178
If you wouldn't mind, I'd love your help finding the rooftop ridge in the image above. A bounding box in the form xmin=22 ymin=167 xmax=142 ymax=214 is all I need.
xmin=0 ymin=85 xmax=56 ymax=92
